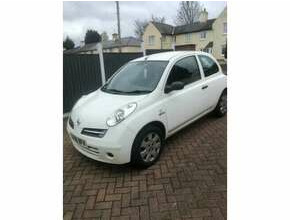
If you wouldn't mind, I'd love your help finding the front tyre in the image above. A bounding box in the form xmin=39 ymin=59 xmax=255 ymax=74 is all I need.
xmin=214 ymin=90 xmax=227 ymax=117
xmin=131 ymin=125 xmax=164 ymax=168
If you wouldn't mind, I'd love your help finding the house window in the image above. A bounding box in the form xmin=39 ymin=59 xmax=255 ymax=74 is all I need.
xmin=223 ymin=22 xmax=227 ymax=34
xmin=185 ymin=33 xmax=192 ymax=43
xmin=148 ymin=35 xmax=155 ymax=45
xmin=200 ymin=31 xmax=206 ymax=39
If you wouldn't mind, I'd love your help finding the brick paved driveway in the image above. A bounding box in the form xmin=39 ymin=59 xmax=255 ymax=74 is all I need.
xmin=64 ymin=115 xmax=227 ymax=220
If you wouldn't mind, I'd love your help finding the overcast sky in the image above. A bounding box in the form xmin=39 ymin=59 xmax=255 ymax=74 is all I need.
xmin=63 ymin=1 xmax=227 ymax=46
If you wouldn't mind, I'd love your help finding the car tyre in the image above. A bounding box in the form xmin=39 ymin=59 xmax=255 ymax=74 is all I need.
xmin=214 ymin=90 xmax=227 ymax=117
xmin=131 ymin=125 xmax=164 ymax=168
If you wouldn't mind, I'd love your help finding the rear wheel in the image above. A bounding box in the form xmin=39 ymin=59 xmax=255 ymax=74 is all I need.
xmin=131 ymin=125 xmax=164 ymax=168
xmin=214 ymin=90 xmax=227 ymax=117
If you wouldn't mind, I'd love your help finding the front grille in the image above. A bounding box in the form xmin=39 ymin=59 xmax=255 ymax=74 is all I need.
xmin=81 ymin=128 xmax=107 ymax=138
xmin=69 ymin=117 xmax=74 ymax=129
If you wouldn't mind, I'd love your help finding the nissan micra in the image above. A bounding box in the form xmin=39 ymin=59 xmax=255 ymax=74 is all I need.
xmin=67 ymin=51 xmax=227 ymax=167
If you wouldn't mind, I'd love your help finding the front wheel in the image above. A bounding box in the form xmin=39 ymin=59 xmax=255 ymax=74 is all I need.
xmin=214 ymin=90 xmax=227 ymax=117
xmin=131 ymin=125 xmax=164 ymax=168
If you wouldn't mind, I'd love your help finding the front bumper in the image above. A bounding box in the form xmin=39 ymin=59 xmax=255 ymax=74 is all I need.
xmin=66 ymin=121 xmax=136 ymax=164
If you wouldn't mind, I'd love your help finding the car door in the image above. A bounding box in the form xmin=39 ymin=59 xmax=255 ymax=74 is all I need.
xmin=197 ymin=54 xmax=222 ymax=110
xmin=163 ymin=55 xmax=206 ymax=133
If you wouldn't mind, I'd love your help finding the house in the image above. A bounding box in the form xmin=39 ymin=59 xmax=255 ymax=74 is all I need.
xmin=142 ymin=7 xmax=227 ymax=60
xmin=64 ymin=34 xmax=142 ymax=54
xmin=102 ymin=34 xmax=142 ymax=53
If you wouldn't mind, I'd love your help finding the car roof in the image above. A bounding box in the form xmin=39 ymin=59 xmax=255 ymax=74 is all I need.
xmin=132 ymin=51 xmax=210 ymax=62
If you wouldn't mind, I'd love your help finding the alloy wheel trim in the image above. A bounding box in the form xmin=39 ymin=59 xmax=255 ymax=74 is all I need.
xmin=140 ymin=132 xmax=161 ymax=162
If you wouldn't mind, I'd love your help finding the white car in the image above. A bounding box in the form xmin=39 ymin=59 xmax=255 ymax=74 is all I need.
xmin=67 ymin=51 xmax=227 ymax=167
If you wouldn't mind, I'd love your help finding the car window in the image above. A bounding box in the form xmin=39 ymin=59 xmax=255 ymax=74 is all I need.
xmin=166 ymin=56 xmax=201 ymax=86
xmin=101 ymin=61 xmax=168 ymax=95
xmin=198 ymin=55 xmax=219 ymax=77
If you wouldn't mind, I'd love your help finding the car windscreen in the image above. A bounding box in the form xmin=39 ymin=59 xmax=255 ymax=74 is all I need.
xmin=101 ymin=61 xmax=168 ymax=95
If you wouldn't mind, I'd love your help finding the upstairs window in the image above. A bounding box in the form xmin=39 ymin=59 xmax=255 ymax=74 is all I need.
xmin=200 ymin=31 xmax=207 ymax=39
xmin=148 ymin=35 xmax=155 ymax=45
xmin=185 ymin=33 xmax=192 ymax=43
xmin=223 ymin=22 xmax=227 ymax=34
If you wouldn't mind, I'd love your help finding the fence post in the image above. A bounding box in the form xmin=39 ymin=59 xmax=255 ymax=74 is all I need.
xmin=141 ymin=42 xmax=146 ymax=56
xmin=97 ymin=43 xmax=106 ymax=85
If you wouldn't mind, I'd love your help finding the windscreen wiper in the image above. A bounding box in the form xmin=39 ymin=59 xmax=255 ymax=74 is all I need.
xmin=125 ymin=90 xmax=151 ymax=94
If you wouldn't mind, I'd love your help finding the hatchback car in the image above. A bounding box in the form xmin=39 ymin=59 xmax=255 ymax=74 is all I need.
xmin=67 ymin=51 xmax=227 ymax=167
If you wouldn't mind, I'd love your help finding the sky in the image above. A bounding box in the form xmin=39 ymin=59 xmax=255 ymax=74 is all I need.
xmin=63 ymin=1 xmax=227 ymax=46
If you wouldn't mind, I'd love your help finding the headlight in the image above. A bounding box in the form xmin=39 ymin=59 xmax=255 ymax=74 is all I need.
xmin=106 ymin=102 xmax=137 ymax=127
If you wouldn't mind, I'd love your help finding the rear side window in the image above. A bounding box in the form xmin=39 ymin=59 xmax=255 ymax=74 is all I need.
xmin=166 ymin=56 xmax=201 ymax=86
xmin=198 ymin=55 xmax=219 ymax=77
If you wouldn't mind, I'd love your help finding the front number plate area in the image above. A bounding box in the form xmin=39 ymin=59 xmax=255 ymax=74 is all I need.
xmin=70 ymin=133 xmax=86 ymax=147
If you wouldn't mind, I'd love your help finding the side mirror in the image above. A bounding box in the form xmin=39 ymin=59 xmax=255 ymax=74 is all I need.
xmin=165 ymin=81 xmax=185 ymax=94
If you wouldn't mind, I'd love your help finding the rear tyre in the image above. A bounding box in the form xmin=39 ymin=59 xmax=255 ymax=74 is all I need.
xmin=131 ymin=125 xmax=164 ymax=168
xmin=214 ymin=90 xmax=227 ymax=117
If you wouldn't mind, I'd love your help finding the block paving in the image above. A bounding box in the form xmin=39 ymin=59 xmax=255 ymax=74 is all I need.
xmin=64 ymin=114 xmax=227 ymax=220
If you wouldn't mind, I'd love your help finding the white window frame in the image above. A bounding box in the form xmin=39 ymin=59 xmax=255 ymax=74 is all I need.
xmin=184 ymin=33 xmax=192 ymax=43
xmin=148 ymin=35 xmax=155 ymax=46
xmin=200 ymin=31 xmax=206 ymax=39
xmin=223 ymin=22 xmax=227 ymax=34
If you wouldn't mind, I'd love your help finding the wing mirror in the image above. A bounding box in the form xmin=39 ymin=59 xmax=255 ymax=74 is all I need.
xmin=165 ymin=81 xmax=185 ymax=94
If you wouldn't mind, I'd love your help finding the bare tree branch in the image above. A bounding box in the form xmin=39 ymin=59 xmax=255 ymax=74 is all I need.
xmin=134 ymin=15 xmax=166 ymax=39
xmin=175 ymin=1 xmax=202 ymax=25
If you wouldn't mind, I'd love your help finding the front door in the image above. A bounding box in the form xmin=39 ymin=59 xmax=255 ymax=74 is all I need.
xmin=163 ymin=55 xmax=205 ymax=133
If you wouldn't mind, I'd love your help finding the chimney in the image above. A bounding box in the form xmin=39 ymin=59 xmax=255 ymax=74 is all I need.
xmin=80 ymin=40 xmax=85 ymax=47
xmin=112 ymin=33 xmax=118 ymax=42
xmin=199 ymin=8 xmax=208 ymax=23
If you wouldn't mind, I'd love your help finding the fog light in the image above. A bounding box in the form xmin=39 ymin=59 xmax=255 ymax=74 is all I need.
xmin=107 ymin=152 xmax=114 ymax=158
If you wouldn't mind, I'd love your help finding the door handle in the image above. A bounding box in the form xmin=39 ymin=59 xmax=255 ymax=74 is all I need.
xmin=202 ymin=85 xmax=208 ymax=90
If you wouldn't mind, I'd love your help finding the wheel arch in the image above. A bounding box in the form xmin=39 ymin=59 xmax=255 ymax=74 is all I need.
xmin=135 ymin=120 xmax=167 ymax=141
xmin=130 ymin=120 xmax=166 ymax=165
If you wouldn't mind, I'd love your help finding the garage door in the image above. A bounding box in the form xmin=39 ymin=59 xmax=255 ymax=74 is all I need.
xmin=175 ymin=44 xmax=196 ymax=51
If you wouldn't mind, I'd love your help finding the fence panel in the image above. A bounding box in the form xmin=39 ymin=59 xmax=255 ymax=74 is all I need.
xmin=103 ymin=53 xmax=143 ymax=79
xmin=63 ymin=54 xmax=101 ymax=113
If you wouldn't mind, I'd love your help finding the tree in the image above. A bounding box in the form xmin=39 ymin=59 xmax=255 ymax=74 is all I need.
xmin=134 ymin=20 xmax=148 ymax=39
xmin=63 ymin=36 xmax=75 ymax=50
xmin=101 ymin=31 xmax=109 ymax=42
xmin=175 ymin=1 xmax=202 ymax=25
xmin=150 ymin=15 xmax=165 ymax=24
xmin=134 ymin=15 xmax=166 ymax=39
xmin=84 ymin=29 xmax=101 ymax=44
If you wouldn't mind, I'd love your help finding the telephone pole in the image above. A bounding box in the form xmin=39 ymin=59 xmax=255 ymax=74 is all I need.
xmin=116 ymin=1 xmax=121 ymax=52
